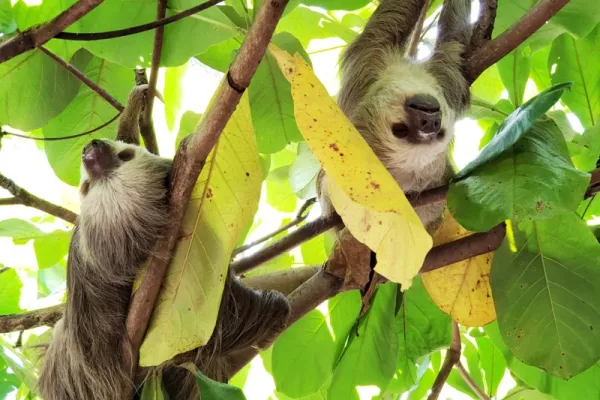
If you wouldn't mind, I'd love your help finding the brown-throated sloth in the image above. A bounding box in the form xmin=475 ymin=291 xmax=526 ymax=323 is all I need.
xmin=318 ymin=0 xmax=471 ymax=233
xmin=38 ymin=87 xmax=290 ymax=400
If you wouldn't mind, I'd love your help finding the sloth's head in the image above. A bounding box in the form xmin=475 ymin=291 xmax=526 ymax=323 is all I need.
xmin=79 ymin=139 xmax=170 ymax=203
xmin=353 ymin=62 xmax=457 ymax=169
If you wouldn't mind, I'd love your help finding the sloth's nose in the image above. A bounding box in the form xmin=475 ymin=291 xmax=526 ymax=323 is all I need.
xmin=406 ymin=94 xmax=442 ymax=135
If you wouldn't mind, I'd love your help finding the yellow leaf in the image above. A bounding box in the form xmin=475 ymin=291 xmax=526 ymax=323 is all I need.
xmin=270 ymin=47 xmax=432 ymax=289
xmin=139 ymin=90 xmax=262 ymax=366
xmin=421 ymin=209 xmax=496 ymax=326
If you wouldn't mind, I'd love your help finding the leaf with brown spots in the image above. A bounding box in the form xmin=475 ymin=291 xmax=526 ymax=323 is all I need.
xmin=422 ymin=209 xmax=496 ymax=327
xmin=270 ymin=47 xmax=431 ymax=289
xmin=137 ymin=92 xmax=262 ymax=366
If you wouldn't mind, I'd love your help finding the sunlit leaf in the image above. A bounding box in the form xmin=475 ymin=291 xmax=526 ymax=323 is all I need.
xmin=388 ymin=277 xmax=452 ymax=393
xmin=329 ymin=283 xmax=398 ymax=400
xmin=491 ymin=213 xmax=600 ymax=379
xmin=140 ymin=371 xmax=168 ymax=400
xmin=422 ymin=210 xmax=496 ymax=326
xmin=455 ymin=82 xmax=572 ymax=180
xmin=497 ymin=47 xmax=532 ymax=108
xmin=271 ymin=49 xmax=431 ymax=288
xmin=139 ymin=90 xmax=262 ymax=366
xmin=549 ymin=27 xmax=600 ymax=129
xmin=195 ymin=367 xmax=247 ymax=400
xmin=449 ymin=118 xmax=589 ymax=232
xmin=0 ymin=269 xmax=22 ymax=315
xmin=272 ymin=291 xmax=360 ymax=398
xmin=289 ymin=142 xmax=320 ymax=200
xmin=0 ymin=337 xmax=36 ymax=392
xmin=43 ymin=56 xmax=132 ymax=186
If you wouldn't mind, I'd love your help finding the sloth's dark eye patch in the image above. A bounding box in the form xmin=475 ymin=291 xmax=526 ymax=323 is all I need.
xmin=391 ymin=123 xmax=409 ymax=139
xmin=117 ymin=149 xmax=135 ymax=162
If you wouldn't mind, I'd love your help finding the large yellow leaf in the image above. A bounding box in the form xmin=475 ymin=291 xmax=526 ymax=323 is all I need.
xmin=421 ymin=209 xmax=496 ymax=326
xmin=270 ymin=48 xmax=431 ymax=289
xmin=139 ymin=91 xmax=262 ymax=366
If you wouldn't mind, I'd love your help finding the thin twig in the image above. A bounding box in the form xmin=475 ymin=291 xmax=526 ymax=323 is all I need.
xmin=0 ymin=113 xmax=122 ymax=142
xmin=233 ymin=198 xmax=316 ymax=256
xmin=0 ymin=198 xmax=19 ymax=206
xmin=467 ymin=0 xmax=570 ymax=82
xmin=138 ymin=0 xmax=166 ymax=156
xmin=56 ymin=0 xmax=225 ymax=41
xmin=38 ymin=46 xmax=124 ymax=112
xmin=456 ymin=361 xmax=491 ymax=400
xmin=0 ymin=0 xmax=104 ymax=63
xmin=0 ymin=174 xmax=77 ymax=224
xmin=125 ymin=0 xmax=291 ymax=388
xmin=409 ymin=0 xmax=430 ymax=57
xmin=429 ymin=321 xmax=461 ymax=400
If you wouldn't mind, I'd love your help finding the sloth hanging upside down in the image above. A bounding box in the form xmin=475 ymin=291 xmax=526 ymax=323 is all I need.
xmin=318 ymin=0 xmax=471 ymax=234
xmin=37 ymin=86 xmax=291 ymax=400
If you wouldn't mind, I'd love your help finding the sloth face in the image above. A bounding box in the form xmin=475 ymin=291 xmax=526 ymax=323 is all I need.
xmin=390 ymin=93 xmax=445 ymax=144
xmin=79 ymin=139 xmax=170 ymax=199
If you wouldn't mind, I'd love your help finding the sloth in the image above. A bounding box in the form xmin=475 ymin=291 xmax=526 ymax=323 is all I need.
xmin=38 ymin=87 xmax=290 ymax=400
xmin=318 ymin=0 xmax=472 ymax=233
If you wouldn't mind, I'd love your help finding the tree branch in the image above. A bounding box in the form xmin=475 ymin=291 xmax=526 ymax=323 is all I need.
xmin=429 ymin=321 xmax=461 ymax=400
xmin=38 ymin=46 xmax=123 ymax=112
xmin=241 ymin=266 xmax=320 ymax=296
xmin=408 ymin=0 xmax=430 ymax=57
xmin=138 ymin=0 xmax=166 ymax=156
xmin=0 ymin=197 xmax=19 ymax=206
xmin=466 ymin=0 xmax=570 ymax=82
xmin=233 ymin=198 xmax=316 ymax=256
xmin=55 ymin=0 xmax=225 ymax=41
xmin=456 ymin=361 xmax=491 ymax=400
xmin=0 ymin=0 xmax=104 ymax=64
xmin=469 ymin=0 xmax=498 ymax=52
xmin=0 ymin=305 xmax=64 ymax=333
xmin=0 ymin=173 xmax=77 ymax=224
xmin=231 ymin=182 xmax=448 ymax=274
xmin=124 ymin=0 xmax=290 ymax=385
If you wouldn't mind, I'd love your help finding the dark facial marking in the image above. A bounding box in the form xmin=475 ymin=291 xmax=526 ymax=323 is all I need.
xmin=117 ymin=148 xmax=135 ymax=162
xmin=82 ymin=139 xmax=119 ymax=179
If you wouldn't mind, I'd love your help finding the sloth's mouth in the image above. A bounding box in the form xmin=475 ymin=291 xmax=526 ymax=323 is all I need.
xmin=391 ymin=123 xmax=446 ymax=144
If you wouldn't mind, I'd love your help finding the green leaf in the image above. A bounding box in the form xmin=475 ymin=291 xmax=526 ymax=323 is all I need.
xmin=196 ymin=36 xmax=242 ymax=72
xmin=249 ymin=33 xmax=308 ymax=153
xmin=299 ymin=0 xmax=371 ymax=11
xmin=0 ymin=0 xmax=16 ymax=34
xmin=491 ymin=213 xmax=600 ymax=379
xmin=0 ymin=219 xmax=42 ymax=243
xmin=300 ymin=234 xmax=328 ymax=265
xmin=175 ymin=110 xmax=203 ymax=149
xmin=548 ymin=0 xmax=600 ymax=39
xmin=471 ymin=65 xmax=505 ymax=105
xmin=163 ymin=62 xmax=189 ymax=132
xmin=486 ymin=321 xmax=600 ymax=400
xmin=570 ymin=125 xmax=600 ymax=172
xmin=140 ymin=371 xmax=168 ymax=400
xmin=196 ymin=368 xmax=247 ymax=400
xmin=503 ymin=387 xmax=555 ymax=400
xmin=547 ymin=110 xmax=577 ymax=142
xmin=267 ymin=166 xmax=298 ymax=212
xmin=272 ymin=290 xmax=361 ymax=398
xmin=289 ymin=142 xmax=320 ymax=200
xmin=33 ymin=229 xmax=71 ymax=269
xmin=455 ymin=82 xmax=572 ymax=180
xmin=549 ymin=27 xmax=600 ymax=129
xmin=276 ymin=7 xmax=354 ymax=48
xmin=475 ymin=335 xmax=507 ymax=397
xmin=0 ymin=269 xmax=22 ymax=315
xmin=329 ymin=283 xmax=399 ymax=400
xmin=0 ymin=49 xmax=82 ymax=131
xmin=0 ymin=337 xmax=36 ymax=392
xmin=449 ymin=118 xmax=589 ymax=231
xmin=530 ymin=47 xmax=552 ymax=91
xmin=388 ymin=277 xmax=452 ymax=393
xmin=43 ymin=57 xmax=132 ymax=186
xmin=469 ymin=97 xmax=509 ymax=123
xmin=497 ymin=47 xmax=532 ymax=108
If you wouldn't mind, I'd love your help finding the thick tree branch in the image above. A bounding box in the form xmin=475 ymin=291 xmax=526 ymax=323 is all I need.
xmin=0 ymin=173 xmax=77 ymax=224
xmin=429 ymin=321 xmax=461 ymax=400
xmin=124 ymin=0 xmax=290 ymax=383
xmin=0 ymin=305 xmax=64 ymax=333
xmin=470 ymin=0 xmax=498 ymax=52
xmin=466 ymin=0 xmax=570 ymax=82
xmin=38 ymin=46 xmax=123 ymax=112
xmin=56 ymin=0 xmax=225 ymax=41
xmin=241 ymin=266 xmax=320 ymax=296
xmin=0 ymin=197 xmax=19 ymax=206
xmin=138 ymin=0 xmax=166 ymax=156
xmin=0 ymin=0 xmax=104 ymax=64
